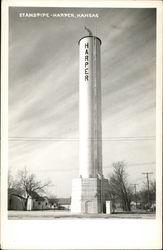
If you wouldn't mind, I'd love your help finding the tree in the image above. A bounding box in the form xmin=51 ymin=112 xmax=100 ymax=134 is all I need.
xmin=108 ymin=161 xmax=132 ymax=211
xmin=8 ymin=170 xmax=15 ymax=189
xmin=11 ymin=167 xmax=51 ymax=210
xmin=138 ymin=180 xmax=156 ymax=210
xmin=150 ymin=180 xmax=156 ymax=203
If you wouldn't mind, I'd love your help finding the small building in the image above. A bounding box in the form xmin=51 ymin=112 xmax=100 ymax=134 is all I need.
xmin=8 ymin=188 xmax=26 ymax=210
xmin=28 ymin=191 xmax=50 ymax=210
xmin=32 ymin=196 xmax=50 ymax=210
xmin=57 ymin=198 xmax=71 ymax=210
xmin=8 ymin=189 xmax=50 ymax=210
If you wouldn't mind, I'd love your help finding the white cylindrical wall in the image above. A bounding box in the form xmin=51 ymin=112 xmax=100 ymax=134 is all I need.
xmin=79 ymin=36 xmax=103 ymax=178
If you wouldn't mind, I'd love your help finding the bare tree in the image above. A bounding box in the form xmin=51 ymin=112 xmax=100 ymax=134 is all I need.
xmin=14 ymin=167 xmax=51 ymax=210
xmin=108 ymin=161 xmax=132 ymax=211
xmin=137 ymin=179 xmax=156 ymax=210
xmin=8 ymin=170 xmax=15 ymax=189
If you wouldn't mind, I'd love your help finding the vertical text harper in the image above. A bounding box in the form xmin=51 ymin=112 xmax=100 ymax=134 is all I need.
xmin=85 ymin=43 xmax=89 ymax=81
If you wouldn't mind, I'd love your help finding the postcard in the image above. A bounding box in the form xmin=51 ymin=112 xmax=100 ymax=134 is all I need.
xmin=1 ymin=0 xmax=162 ymax=249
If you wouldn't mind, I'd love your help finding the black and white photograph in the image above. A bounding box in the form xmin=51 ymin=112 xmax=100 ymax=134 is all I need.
xmin=1 ymin=0 xmax=162 ymax=249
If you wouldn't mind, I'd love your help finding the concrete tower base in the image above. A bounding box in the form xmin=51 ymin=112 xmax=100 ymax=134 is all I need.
xmin=71 ymin=178 xmax=109 ymax=213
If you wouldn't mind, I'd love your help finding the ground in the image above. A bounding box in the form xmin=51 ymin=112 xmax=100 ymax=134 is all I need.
xmin=8 ymin=210 xmax=156 ymax=219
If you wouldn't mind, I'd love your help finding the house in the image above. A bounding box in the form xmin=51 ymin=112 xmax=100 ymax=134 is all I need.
xmin=32 ymin=196 xmax=50 ymax=210
xmin=8 ymin=189 xmax=50 ymax=210
xmin=8 ymin=188 xmax=26 ymax=210
xmin=28 ymin=191 xmax=50 ymax=210
xmin=57 ymin=197 xmax=71 ymax=210
xmin=130 ymin=201 xmax=141 ymax=210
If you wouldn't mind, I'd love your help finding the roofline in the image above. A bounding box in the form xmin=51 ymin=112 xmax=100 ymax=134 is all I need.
xmin=78 ymin=36 xmax=102 ymax=45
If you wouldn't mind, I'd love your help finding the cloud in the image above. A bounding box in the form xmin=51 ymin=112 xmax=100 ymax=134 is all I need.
xmin=8 ymin=8 xmax=156 ymax=196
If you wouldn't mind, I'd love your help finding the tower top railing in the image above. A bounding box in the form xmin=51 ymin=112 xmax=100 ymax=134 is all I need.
xmin=78 ymin=36 xmax=102 ymax=45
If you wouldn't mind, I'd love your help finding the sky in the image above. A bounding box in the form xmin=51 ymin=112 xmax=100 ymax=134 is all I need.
xmin=9 ymin=7 xmax=156 ymax=197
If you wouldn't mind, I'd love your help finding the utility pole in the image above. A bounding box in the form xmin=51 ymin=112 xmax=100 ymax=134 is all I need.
xmin=131 ymin=184 xmax=138 ymax=209
xmin=142 ymin=172 xmax=153 ymax=210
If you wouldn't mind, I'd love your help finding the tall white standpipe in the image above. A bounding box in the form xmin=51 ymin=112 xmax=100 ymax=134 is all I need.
xmin=79 ymin=36 xmax=102 ymax=178
xmin=71 ymin=33 xmax=109 ymax=214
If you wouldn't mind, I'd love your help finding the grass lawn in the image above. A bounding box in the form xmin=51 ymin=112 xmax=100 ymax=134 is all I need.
xmin=8 ymin=210 xmax=156 ymax=219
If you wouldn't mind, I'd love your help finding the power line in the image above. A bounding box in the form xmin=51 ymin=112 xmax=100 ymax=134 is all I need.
xmin=8 ymin=136 xmax=155 ymax=142
xmin=102 ymin=136 xmax=155 ymax=141
xmin=103 ymin=162 xmax=155 ymax=169
xmin=37 ymin=165 xmax=155 ymax=173
xmin=134 ymin=177 xmax=152 ymax=183
xmin=126 ymin=162 xmax=155 ymax=167
xmin=9 ymin=162 xmax=156 ymax=174
xmin=38 ymin=168 xmax=78 ymax=172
